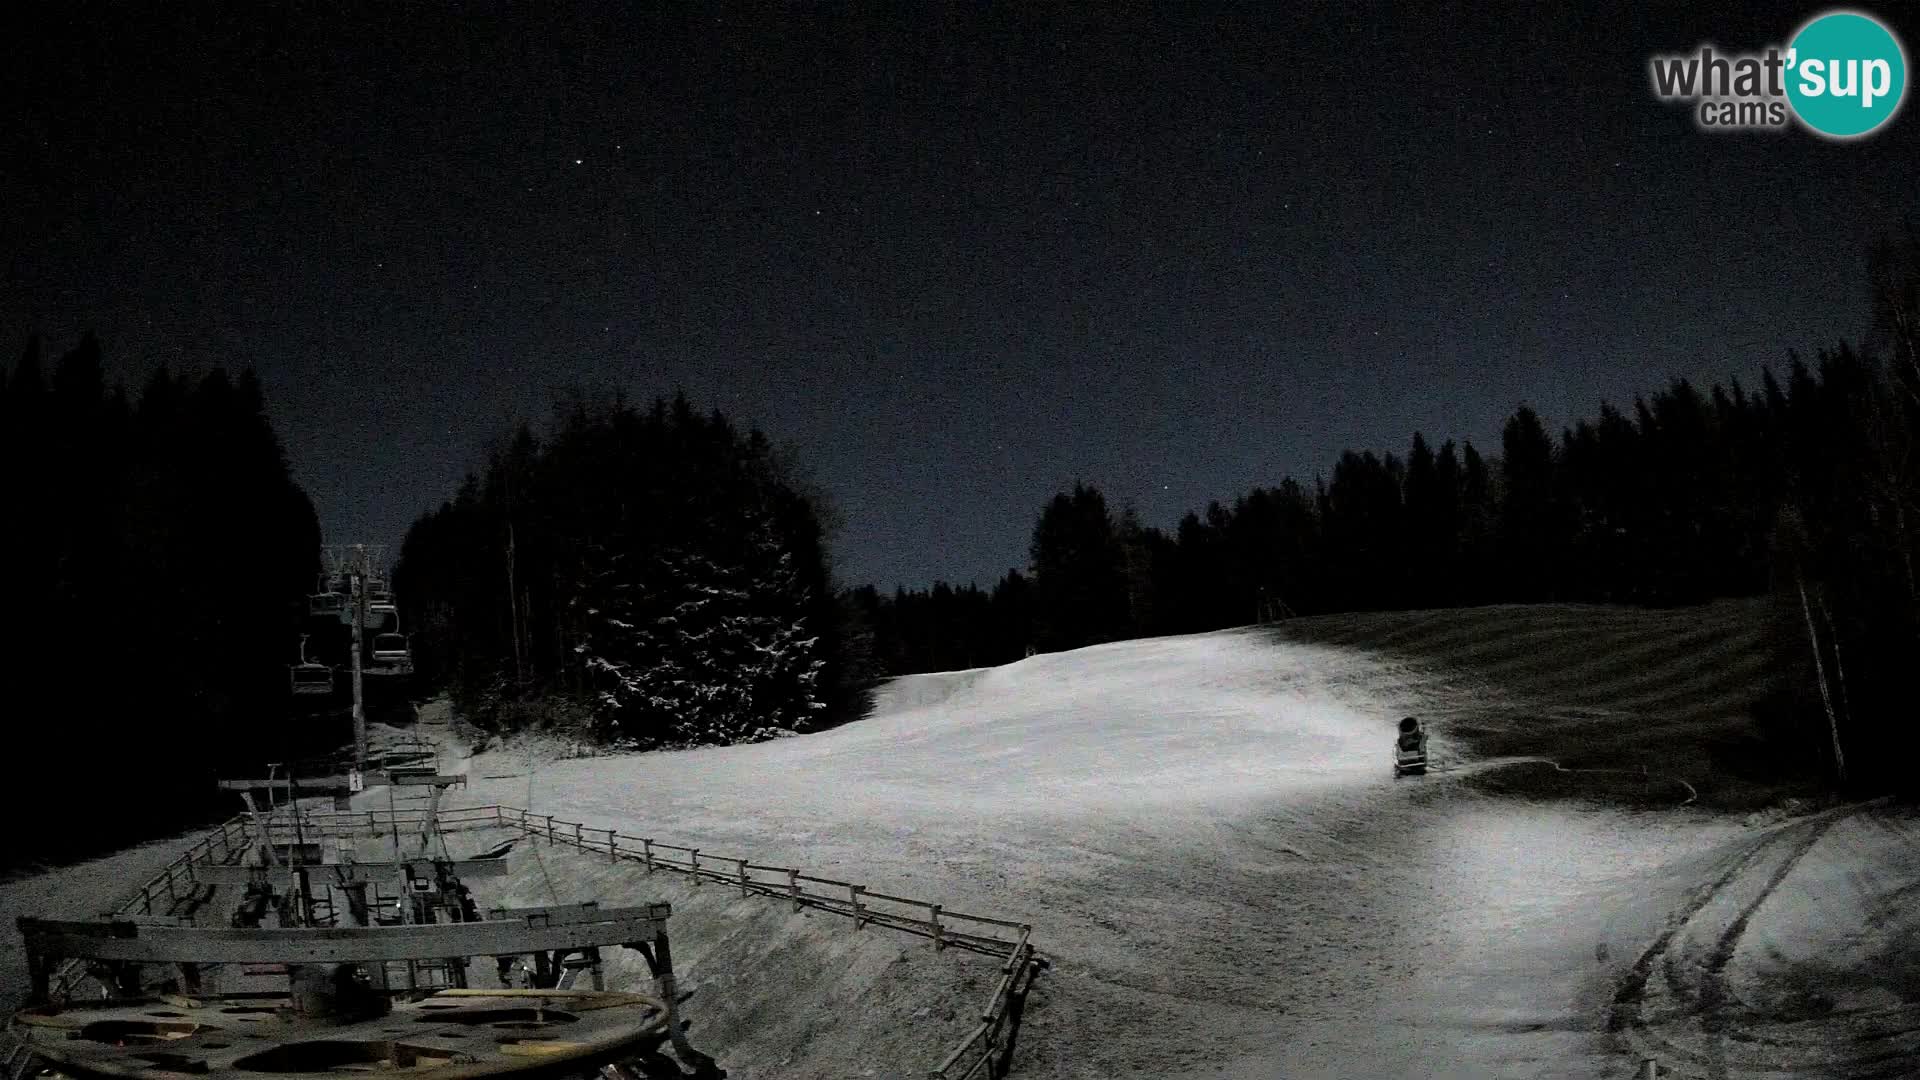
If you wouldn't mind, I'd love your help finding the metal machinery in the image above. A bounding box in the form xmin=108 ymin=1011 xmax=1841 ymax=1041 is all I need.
xmin=1393 ymin=716 xmax=1429 ymax=777
xmin=7 ymin=762 xmax=723 ymax=1080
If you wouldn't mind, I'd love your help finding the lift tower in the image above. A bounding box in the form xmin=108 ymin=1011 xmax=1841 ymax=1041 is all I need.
xmin=323 ymin=543 xmax=384 ymax=769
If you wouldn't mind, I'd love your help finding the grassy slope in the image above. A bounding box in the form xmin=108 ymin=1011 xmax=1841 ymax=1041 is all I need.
xmin=1266 ymin=597 xmax=1824 ymax=810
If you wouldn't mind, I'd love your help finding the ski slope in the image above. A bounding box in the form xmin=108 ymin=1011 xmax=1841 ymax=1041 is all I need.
xmin=420 ymin=599 xmax=1920 ymax=1078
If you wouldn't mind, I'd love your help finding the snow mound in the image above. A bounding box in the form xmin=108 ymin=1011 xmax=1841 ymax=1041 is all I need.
xmin=864 ymin=666 xmax=992 ymax=714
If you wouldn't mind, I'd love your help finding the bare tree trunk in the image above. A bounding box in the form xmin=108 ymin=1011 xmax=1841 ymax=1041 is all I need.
xmin=1797 ymin=572 xmax=1848 ymax=786
xmin=507 ymin=522 xmax=524 ymax=685
xmin=1817 ymin=593 xmax=1854 ymax=752
xmin=1895 ymin=501 xmax=1919 ymax=613
xmin=521 ymin=587 xmax=534 ymax=680
xmin=1863 ymin=373 xmax=1920 ymax=612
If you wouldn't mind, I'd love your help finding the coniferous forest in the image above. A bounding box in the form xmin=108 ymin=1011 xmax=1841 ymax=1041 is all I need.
xmin=394 ymin=395 xmax=850 ymax=747
xmin=0 ymin=335 xmax=321 ymax=870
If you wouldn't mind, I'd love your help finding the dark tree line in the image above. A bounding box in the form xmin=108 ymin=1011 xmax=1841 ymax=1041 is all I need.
xmin=862 ymin=239 xmax=1920 ymax=796
xmin=395 ymin=394 xmax=849 ymax=746
xmin=0 ymin=335 xmax=321 ymax=869
xmin=838 ymin=572 xmax=1035 ymax=676
xmin=869 ymin=361 xmax=1905 ymax=651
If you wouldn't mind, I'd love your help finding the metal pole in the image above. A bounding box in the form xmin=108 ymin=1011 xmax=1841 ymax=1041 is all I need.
xmin=352 ymin=545 xmax=368 ymax=770
xmin=290 ymin=768 xmax=311 ymax=927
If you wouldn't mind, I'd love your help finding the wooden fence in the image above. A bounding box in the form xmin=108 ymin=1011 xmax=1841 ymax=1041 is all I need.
xmin=54 ymin=803 xmax=1044 ymax=1078
xmin=44 ymin=816 xmax=254 ymax=1000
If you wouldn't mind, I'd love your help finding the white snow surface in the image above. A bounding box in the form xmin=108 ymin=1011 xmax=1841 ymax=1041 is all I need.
xmin=435 ymin=626 xmax=1888 ymax=1079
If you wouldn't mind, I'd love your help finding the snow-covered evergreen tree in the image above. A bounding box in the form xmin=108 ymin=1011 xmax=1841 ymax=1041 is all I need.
xmin=556 ymin=404 xmax=831 ymax=745
xmin=401 ymin=393 xmax=839 ymax=746
xmin=579 ymin=537 xmax=826 ymax=743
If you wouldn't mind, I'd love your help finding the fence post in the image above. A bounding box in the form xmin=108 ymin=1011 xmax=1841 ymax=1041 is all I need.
xmin=737 ymin=859 xmax=750 ymax=898
xmin=573 ymin=822 xmax=583 ymax=848
xmin=788 ymin=869 xmax=801 ymax=913
xmin=642 ymin=839 xmax=654 ymax=872
xmin=689 ymin=849 xmax=701 ymax=885
xmin=546 ymin=816 xmax=555 ymax=845
xmin=494 ymin=805 xmax=503 ymax=827
xmin=141 ymin=887 xmax=153 ymax=915
xmin=930 ymin=904 xmax=943 ymax=951
xmin=367 ymin=810 xmax=377 ymax=835
xmin=850 ymin=884 xmax=865 ymax=930
xmin=608 ymin=830 xmax=619 ymax=862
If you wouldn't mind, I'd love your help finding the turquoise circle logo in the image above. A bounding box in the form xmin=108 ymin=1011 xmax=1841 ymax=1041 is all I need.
xmin=1786 ymin=10 xmax=1907 ymax=137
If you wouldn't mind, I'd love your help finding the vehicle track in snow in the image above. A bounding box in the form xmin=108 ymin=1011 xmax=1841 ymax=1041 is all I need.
xmin=1608 ymin=804 xmax=1920 ymax=1080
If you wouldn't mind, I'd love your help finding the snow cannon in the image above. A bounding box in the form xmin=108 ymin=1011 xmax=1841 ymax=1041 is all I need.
xmin=1393 ymin=716 xmax=1428 ymax=777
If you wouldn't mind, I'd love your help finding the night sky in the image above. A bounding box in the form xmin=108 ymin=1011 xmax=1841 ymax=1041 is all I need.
xmin=6 ymin=3 xmax=1916 ymax=590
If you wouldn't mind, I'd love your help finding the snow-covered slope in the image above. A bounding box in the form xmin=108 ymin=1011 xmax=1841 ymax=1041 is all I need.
xmin=10 ymin=600 xmax=1906 ymax=1080
xmin=425 ymin=602 xmax=1920 ymax=1079
xmin=1616 ymin=803 xmax=1920 ymax=1078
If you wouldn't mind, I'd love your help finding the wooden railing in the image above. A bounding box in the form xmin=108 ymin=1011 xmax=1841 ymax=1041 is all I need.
xmin=54 ymin=803 xmax=1046 ymax=1077
xmin=929 ymin=926 xmax=1040 ymax=1080
xmin=486 ymin=806 xmax=1034 ymax=962
xmin=45 ymin=816 xmax=253 ymax=999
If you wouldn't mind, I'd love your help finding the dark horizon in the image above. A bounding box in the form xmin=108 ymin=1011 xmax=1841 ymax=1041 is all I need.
xmin=6 ymin=2 xmax=1915 ymax=591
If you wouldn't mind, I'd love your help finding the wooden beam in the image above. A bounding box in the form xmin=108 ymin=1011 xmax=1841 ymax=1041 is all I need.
xmin=195 ymin=859 xmax=513 ymax=887
xmin=18 ymin=905 xmax=673 ymax=964
xmin=485 ymin=902 xmax=606 ymax=925
xmin=219 ymin=776 xmax=356 ymax=793
xmin=387 ymin=773 xmax=466 ymax=788
xmin=216 ymin=771 xmax=463 ymax=793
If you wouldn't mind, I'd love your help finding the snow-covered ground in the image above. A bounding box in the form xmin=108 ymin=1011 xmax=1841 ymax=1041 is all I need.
xmin=417 ymin=608 xmax=1917 ymax=1079
xmin=7 ymin=602 xmax=1914 ymax=1079
xmin=1617 ymin=804 xmax=1920 ymax=1078
xmin=0 ymin=832 xmax=207 ymax=1009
